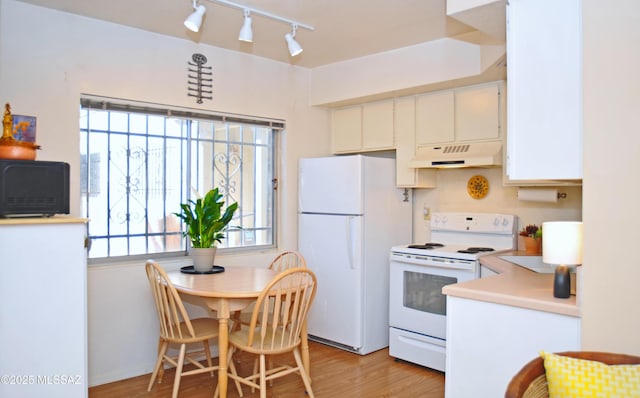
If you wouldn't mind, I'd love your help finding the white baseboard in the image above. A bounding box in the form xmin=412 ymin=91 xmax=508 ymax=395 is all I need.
xmin=89 ymin=346 xmax=220 ymax=387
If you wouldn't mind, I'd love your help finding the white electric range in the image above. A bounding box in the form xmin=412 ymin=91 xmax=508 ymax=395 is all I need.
xmin=389 ymin=212 xmax=517 ymax=371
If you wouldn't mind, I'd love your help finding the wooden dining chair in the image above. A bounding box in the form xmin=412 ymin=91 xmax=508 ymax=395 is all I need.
xmin=145 ymin=260 xmax=221 ymax=398
xmin=229 ymin=250 xmax=308 ymax=388
xmin=216 ymin=267 xmax=317 ymax=398
xmin=233 ymin=250 xmax=307 ymax=328
xmin=269 ymin=250 xmax=307 ymax=272
xmin=505 ymin=351 xmax=640 ymax=398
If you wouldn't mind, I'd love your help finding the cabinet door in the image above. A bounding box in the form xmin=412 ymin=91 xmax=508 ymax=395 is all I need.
xmin=0 ymin=221 xmax=88 ymax=398
xmin=506 ymin=0 xmax=582 ymax=180
xmin=455 ymin=83 xmax=500 ymax=142
xmin=445 ymin=296 xmax=580 ymax=398
xmin=362 ymin=100 xmax=394 ymax=150
xmin=394 ymin=97 xmax=416 ymax=187
xmin=416 ymin=90 xmax=454 ymax=146
xmin=332 ymin=105 xmax=362 ymax=153
xmin=394 ymin=97 xmax=437 ymax=188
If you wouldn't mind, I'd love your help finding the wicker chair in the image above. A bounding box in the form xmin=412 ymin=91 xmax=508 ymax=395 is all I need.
xmin=505 ymin=351 xmax=640 ymax=398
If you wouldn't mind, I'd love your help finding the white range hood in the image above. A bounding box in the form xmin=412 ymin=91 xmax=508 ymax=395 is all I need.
xmin=408 ymin=141 xmax=503 ymax=168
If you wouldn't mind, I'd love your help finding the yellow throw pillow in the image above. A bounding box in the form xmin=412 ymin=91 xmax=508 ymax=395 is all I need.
xmin=540 ymin=351 xmax=640 ymax=398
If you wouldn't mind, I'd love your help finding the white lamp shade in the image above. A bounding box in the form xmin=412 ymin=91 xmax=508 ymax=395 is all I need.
xmin=285 ymin=32 xmax=303 ymax=56
xmin=542 ymin=221 xmax=583 ymax=265
xmin=238 ymin=15 xmax=253 ymax=42
xmin=184 ymin=5 xmax=206 ymax=32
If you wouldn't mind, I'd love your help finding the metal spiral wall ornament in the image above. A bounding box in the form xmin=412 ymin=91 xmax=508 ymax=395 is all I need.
xmin=187 ymin=53 xmax=212 ymax=104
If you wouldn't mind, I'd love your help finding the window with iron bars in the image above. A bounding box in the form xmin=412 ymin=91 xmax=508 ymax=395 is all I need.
xmin=80 ymin=96 xmax=279 ymax=260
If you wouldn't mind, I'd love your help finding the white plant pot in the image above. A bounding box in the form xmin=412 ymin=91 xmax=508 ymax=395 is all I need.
xmin=190 ymin=247 xmax=217 ymax=272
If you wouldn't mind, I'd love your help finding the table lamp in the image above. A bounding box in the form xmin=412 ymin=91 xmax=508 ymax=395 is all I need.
xmin=542 ymin=221 xmax=583 ymax=299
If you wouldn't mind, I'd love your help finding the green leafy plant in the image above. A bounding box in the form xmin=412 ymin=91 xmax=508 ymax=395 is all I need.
xmin=519 ymin=224 xmax=542 ymax=238
xmin=174 ymin=188 xmax=239 ymax=248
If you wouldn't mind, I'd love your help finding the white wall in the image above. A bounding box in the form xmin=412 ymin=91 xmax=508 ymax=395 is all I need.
xmin=412 ymin=168 xmax=582 ymax=243
xmin=581 ymin=0 xmax=640 ymax=355
xmin=0 ymin=0 xmax=331 ymax=386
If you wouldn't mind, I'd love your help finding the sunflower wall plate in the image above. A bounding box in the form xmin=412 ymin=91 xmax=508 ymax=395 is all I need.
xmin=467 ymin=175 xmax=489 ymax=199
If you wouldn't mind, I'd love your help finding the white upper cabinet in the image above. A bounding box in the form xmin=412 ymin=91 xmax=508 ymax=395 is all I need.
xmin=394 ymin=96 xmax=437 ymax=188
xmin=416 ymin=90 xmax=454 ymax=145
xmin=332 ymin=105 xmax=362 ymax=153
xmin=362 ymin=100 xmax=395 ymax=150
xmin=506 ymin=0 xmax=582 ymax=181
xmin=416 ymin=81 xmax=502 ymax=147
xmin=332 ymin=100 xmax=394 ymax=154
xmin=455 ymin=84 xmax=501 ymax=142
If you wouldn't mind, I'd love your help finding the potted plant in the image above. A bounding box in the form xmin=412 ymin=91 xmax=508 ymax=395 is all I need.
xmin=519 ymin=224 xmax=542 ymax=254
xmin=174 ymin=187 xmax=239 ymax=272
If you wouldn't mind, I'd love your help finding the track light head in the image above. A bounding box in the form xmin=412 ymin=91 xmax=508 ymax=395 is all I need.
xmin=285 ymin=24 xmax=303 ymax=56
xmin=238 ymin=9 xmax=253 ymax=42
xmin=184 ymin=4 xmax=206 ymax=33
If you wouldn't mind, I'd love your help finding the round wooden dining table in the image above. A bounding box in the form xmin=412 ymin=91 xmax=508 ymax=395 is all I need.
xmin=167 ymin=266 xmax=312 ymax=398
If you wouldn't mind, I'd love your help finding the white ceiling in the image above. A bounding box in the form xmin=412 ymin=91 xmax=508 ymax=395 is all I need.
xmin=15 ymin=0 xmax=505 ymax=68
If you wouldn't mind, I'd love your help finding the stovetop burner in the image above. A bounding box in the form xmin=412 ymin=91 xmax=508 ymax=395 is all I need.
xmin=457 ymin=247 xmax=495 ymax=254
xmin=407 ymin=243 xmax=445 ymax=250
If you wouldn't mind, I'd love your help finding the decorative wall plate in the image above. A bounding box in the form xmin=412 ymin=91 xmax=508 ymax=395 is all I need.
xmin=467 ymin=175 xmax=489 ymax=199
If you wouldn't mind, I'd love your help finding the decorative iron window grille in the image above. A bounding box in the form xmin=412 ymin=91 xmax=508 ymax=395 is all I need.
xmin=80 ymin=96 xmax=281 ymax=260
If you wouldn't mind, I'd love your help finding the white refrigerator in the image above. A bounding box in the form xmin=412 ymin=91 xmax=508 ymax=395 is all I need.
xmin=298 ymin=155 xmax=411 ymax=355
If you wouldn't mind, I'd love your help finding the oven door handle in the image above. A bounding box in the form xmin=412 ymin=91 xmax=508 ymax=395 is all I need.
xmin=390 ymin=254 xmax=475 ymax=271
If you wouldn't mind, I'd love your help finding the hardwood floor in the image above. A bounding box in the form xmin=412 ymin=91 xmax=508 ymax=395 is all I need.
xmin=89 ymin=341 xmax=445 ymax=397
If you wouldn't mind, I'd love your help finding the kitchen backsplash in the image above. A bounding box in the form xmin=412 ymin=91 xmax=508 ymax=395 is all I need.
xmin=411 ymin=168 xmax=582 ymax=244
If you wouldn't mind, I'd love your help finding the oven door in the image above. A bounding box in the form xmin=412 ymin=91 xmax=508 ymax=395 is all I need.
xmin=389 ymin=252 xmax=477 ymax=339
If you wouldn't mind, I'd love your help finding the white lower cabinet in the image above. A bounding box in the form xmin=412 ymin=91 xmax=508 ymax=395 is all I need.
xmin=445 ymin=296 xmax=580 ymax=398
xmin=480 ymin=265 xmax=498 ymax=278
xmin=0 ymin=219 xmax=88 ymax=398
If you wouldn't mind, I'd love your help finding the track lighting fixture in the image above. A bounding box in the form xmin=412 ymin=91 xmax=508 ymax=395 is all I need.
xmin=238 ymin=9 xmax=253 ymax=42
xmin=184 ymin=0 xmax=314 ymax=56
xmin=184 ymin=0 xmax=206 ymax=33
xmin=284 ymin=24 xmax=303 ymax=57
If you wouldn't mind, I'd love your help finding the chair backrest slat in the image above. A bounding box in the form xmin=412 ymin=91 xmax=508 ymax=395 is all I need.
xmin=146 ymin=260 xmax=197 ymax=340
xmin=247 ymin=268 xmax=317 ymax=351
xmin=269 ymin=251 xmax=306 ymax=273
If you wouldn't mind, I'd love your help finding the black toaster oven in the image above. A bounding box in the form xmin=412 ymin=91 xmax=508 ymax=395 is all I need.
xmin=0 ymin=159 xmax=70 ymax=217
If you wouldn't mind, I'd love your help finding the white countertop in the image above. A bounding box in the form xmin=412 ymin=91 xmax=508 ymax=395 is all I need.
xmin=0 ymin=216 xmax=88 ymax=225
xmin=442 ymin=251 xmax=580 ymax=317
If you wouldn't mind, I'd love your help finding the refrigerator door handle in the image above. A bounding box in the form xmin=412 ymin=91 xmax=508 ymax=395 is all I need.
xmin=347 ymin=216 xmax=355 ymax=269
